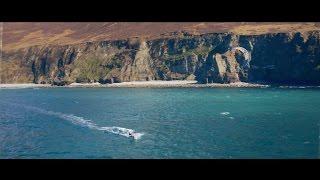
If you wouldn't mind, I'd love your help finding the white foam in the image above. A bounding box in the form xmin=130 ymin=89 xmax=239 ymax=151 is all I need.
xmin=9 ymin=103 xmax=143 ymax=140
xmin=220 ymin=112 xmax=230 ymax=116
xmin=97 ymin=126 xmax=144 ymax=140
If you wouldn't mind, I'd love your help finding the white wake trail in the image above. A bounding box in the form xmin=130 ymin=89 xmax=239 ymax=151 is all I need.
xmin=10 ymin=103 xmax=144 ymax=140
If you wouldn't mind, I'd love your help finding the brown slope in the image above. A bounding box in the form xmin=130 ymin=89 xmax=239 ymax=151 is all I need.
xmin=2 ymin=22 xmax=320 ymax=51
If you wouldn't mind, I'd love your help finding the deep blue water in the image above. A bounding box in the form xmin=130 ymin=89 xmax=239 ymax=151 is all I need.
xmin=0 ymin=87 xmax=319 ymax=158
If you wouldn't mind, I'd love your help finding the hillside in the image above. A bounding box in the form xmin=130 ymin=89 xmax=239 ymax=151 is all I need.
xmin=2 ymin=22 xmax=319 ymax=51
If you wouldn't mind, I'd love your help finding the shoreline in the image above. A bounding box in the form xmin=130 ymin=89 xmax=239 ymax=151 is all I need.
xmin=0 ymin=83 xmax=52 ymax=89
xmin=0 ymin=81 xmax=268 ymax=89
xmin=1 ymin=81 xmax=319 ymax=89
xmin=101 ymin=81 xmax=270 ymax=88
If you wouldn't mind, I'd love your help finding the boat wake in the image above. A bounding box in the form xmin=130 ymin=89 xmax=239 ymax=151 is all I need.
xmin=8 ymin=103 xmax=144 ymax=140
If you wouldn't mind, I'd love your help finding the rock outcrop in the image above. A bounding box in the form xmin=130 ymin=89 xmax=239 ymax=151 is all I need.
xmin=1 ymin=31 xmax=320 ymax=85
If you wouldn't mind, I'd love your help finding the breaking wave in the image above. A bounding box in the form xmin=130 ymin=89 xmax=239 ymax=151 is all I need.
xmin=9 ymin=103 xmax=144 ymax=140
xmin=220 ymin=112 xmax=230 ymax=116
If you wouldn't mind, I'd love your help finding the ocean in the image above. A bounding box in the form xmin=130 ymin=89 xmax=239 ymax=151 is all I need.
xmin=0 ymin=87 xmax=319 ymax=158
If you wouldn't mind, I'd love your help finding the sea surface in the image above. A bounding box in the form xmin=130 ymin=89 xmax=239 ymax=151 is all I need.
xmin=0 ymin=87 xmax=319 ymax=158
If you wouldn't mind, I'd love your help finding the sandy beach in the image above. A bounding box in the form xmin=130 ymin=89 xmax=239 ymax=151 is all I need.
xmin=0 ymin=81 xmax=271 ymax=89
xmin=0 ymin=83 xmax=52 ymax=89
xmin=103 ymin=81 xmax=270 ymax=88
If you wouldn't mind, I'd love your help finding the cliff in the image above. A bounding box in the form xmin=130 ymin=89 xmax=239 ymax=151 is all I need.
xmin=1 ymin=31 xmax=320 ymax=85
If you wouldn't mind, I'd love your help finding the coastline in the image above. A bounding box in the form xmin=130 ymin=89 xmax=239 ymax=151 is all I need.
xmin=101 ymin=81 xmax=270 ymax=88
xmin=1 ymin=81 xmax=271 ymax=89
xmin=2 ymin=81 xmax=320 ymax=89
xmin=0 ymin=83 xmax=52 ymax=89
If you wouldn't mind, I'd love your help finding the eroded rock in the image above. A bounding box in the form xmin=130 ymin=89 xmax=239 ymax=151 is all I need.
xmin=1 ymin=31 xmax=320 ymax=85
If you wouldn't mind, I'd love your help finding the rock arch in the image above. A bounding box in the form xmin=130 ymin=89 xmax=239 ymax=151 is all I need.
xmin=231 ymin=47 xmax=251 ymax=68
xmin=231 ymin=47 xmax=251 ymax=61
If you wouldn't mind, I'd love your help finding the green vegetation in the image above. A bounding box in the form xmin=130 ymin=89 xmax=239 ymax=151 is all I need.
xmin=107 ymin=56 xmax=122 ymax=69
xmin=164 ymin=46 xmax=211 ymax=61
xmin=0 ymin=60 xmax=33 ymax=83
xmin=73 ymin=57 xmax=110 ymax=82
xmin=72 ymin=54 xmax=125 ymax=83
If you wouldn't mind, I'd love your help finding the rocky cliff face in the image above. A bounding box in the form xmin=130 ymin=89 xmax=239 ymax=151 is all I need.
xmin=1 ymin=31 xmax=320 ymax=85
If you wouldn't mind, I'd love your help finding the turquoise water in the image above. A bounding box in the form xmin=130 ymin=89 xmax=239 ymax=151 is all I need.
xmin=0 ymin=87 xmax=319 ymax=159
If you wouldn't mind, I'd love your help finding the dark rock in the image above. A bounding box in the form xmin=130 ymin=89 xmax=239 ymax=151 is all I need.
xmin=1 ymin=31 xmax=320 ymax=85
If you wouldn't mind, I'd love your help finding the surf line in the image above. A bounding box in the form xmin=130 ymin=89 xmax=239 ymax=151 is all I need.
xmin=8 ymin=102 xmax=144 ymax=140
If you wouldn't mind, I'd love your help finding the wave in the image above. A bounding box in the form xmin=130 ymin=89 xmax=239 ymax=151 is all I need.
xmin=220 ymin=112 xmax=230 ymax=116
xmin=279 ymin=86 xmax=320 ymax=89
xmin=8 ymin=103 xmax=144 ymax=140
